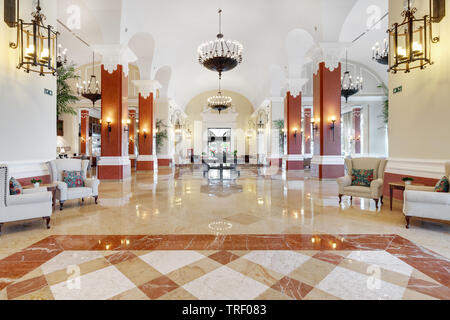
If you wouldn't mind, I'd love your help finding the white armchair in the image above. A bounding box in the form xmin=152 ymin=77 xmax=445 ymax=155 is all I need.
xmin=0 ymin=165 xmax=53 ymax=235
xmin=47 ymin=159 xmax=100 ymax=211
xmin=337 ymin=158 xmax=388 ymax=209
xmin=403 ymin=162 xmax=450 ymax=228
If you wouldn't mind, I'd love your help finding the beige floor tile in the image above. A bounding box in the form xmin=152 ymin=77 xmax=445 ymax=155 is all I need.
xmin=115 ymin=257 xmax=163 ymax=287
xmin=255 ymin=288 xmax=293 ymax=300
xmin=402 ymin=288 xmax=439 ymax=300
xmin=227 ymin=258 xmax=284 ymax=287
xmin=303 ymin=288 xmax=342 ymax=300
xmin=167 ymin=258 xmax=223 ymax=286
xmin=13 ymin=286 xmax=55 ymax=301
xmin=158 ymin=287 xmax=198 ymax=300
xmin=288 ymin=258 xmax=337 ymax=287
xmin=109 ymin=287 xmax=150 ymax=300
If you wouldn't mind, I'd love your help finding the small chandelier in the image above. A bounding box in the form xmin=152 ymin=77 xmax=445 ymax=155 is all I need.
xmin=8 ymin=0 xmax=59 ymax=76
xmin=257 ymin=120 xmax=265 ymax=133
xmin=208 ymin=78 xmax=232 ymax=114
xmin=174 ymin=120 xmax=184 ymax=133
xmin=372 ymin=39 xmax=389 ymax=65
xmin=388 ymin=0 xmax=441 ymax=73
xmin=341 ymin=51 xmax=363 ymax=103
xmin=56 ymin=44 xmax=68 ymax=68
xmin=77 ymin=52 xmax=101 ymax=107
xmin=198 ymin=9 xmax=243 ymax=79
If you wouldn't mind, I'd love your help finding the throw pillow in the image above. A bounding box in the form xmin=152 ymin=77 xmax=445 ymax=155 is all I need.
xmin=434 ymin=176 xmax=449 ymax=193
xmin=9 ymin=177 xmax=23 ymax=195
xmin=351 ymin=169 xmax=374 ymax=187
xmin=62 ymin=171 xmax=84 ymax=188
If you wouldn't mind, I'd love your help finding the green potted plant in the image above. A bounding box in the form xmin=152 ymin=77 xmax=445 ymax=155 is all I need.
xmin=31 ymin=178 xmax=43 ymax=188
xmin=155 ymin=119 xmax=168 ymax=154
xmin=402 ymin=177 xmax=414 ymax=185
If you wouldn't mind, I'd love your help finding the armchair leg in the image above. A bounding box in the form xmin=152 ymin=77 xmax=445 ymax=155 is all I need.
xmin=374 ymin=199 xmax=379 ymax=209
xmin=338 ymin=194 xmax=343 ymax=204
xmin=94 ymin=196 xmax=98 ymax=205
xmin=0 ymin=223 xmax=3 ymax=236
xmin=350 ymin=196 xmax=353 ymax=205
xmin=43 ymin=217 xmax=51 ymax=229
xmin=405 ymin=216 xmax=411 ymax=229
xmin=82 ymin=198 xmax=84 ymax=203
xmin=60 ymin=201 xmax=65 ymax=211
xmin=380 ymin=196 xmax=384 ymax=205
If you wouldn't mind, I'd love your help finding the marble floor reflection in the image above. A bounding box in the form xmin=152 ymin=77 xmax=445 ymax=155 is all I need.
xmin=0 ymin=166 xmax=449 ymax=300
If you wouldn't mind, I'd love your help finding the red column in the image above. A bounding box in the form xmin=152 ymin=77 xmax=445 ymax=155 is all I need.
xmin=137 ymin=93 xmax=154 ymax=171
xmin=80 ymin=110 xmax=89 ymax=155
xmin=353 ymin=108 xmax=362 ymax=154
xmin=304 ymin=108 xmax=312 ymax=155
xmin=128 ymin=109 xmax=137 ymax=168
xmin=285 ymin=92 xmax=304 ymax=170
xmin=98 ymin=65 xmax=131 ymax=180
xmin=311 ymin=62 xmax=344 ymax=179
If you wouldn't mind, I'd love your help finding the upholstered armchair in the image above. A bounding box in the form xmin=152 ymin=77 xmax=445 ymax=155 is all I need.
xmin=403 ymin=162 xmax=450 ymax=228
xmin=0 ymin=165 xmax=53 ymax=235
xmin=337 ymin=158 xmax=388 ymax=209
xmin=47 ymin=159 xmax=100 ymax=210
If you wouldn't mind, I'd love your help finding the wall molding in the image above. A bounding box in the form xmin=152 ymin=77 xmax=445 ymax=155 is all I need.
xmin=98 ymin=156 xmax=131 ymax=166
xmin=385 ymin=158 xmax=448 ymax=179
xmin=311 ymin=155 xmax=345 ymax=165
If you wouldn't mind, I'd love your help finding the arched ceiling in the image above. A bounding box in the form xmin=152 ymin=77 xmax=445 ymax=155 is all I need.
xmin=57 ymin=0 xmax=388 ymax=110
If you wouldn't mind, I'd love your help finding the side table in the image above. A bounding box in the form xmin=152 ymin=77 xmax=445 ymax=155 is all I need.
xmin=24 ymin=183 xmax=58 ymax=211
xmin=389 ymin=182 xmax=424 ymax=211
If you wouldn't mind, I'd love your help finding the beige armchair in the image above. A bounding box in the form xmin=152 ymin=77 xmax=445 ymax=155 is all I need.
xmin=337 ymin=158 xmax=388 ymax=209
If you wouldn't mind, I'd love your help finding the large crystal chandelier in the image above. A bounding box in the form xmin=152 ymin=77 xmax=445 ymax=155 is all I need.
xmin=76 ymin=52 xmax=101 ymax=107
xmin=198 ymin=9 xmax=243 ymax=79
xmin=208 ymin=78 xmax=232 ymax=114
xmin=341 ymin=51 xmax=363 ymax=103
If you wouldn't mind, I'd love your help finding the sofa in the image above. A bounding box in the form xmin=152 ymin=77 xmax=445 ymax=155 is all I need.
xmin=403 ymin=162 xmax=450 ymax=228
xmin=0 ymin=165 xmax=53 ymax=235
xmin=337 ymin=158 xmax=388 ymax=209
xmin=47 ymin=159 xmax=100 ymax=210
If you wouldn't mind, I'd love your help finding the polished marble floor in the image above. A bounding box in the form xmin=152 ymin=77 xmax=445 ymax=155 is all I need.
xmin=0 ymin=166 xmax=449 ymax=300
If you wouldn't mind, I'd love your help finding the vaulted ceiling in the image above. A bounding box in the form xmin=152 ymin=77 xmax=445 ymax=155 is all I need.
xmin=56 ymin=0 xmax=388 ymax=109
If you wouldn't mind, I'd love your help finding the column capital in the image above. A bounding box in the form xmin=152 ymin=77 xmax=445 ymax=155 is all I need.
xmin=91 ymin=44 xmax=137 ymax=77
xmin=286 ymin=78 xmax=309 ymax=98
xmin=132 ymin=80 xmax=162 ymax=99
xmin=312 ymin=42 xmax=347 ymax=74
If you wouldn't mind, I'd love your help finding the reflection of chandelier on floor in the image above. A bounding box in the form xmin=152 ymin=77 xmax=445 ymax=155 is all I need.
xmin=372 ymin=39 xmax=388 ymax=65
xmin=341 ymin=51 xmax=363 ymax=103
xmin=76 ymin=52 xmax=101 ymax=107
xmin=198 ymin=9 xmax=243 ymax=79
xmin=208 ymin=77 xmax=232 ymax=114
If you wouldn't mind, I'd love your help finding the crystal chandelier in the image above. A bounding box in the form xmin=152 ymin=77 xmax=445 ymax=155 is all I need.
xmin=341 ymin=51 xmax=363 ymax=103
xmin=208 ymin=78 xmax=232 ymax=114
xmin=198 ymin=9 xmax=243 ymax=79
xmin=372 ymin=39 xmax=388 ymax=65
xmin=76 ymin=52 xmax=101 ymax=107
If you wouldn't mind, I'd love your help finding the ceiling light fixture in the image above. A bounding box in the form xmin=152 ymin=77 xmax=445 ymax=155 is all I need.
xmin=207 ymin=77 xmax=232 ymax=114
xmin=76 ymin=52 xmax=101 ymax=108
xmin=198 ymin=9 xmax=243 ymax=79
xmin=341 ymin=51 xmax=363 ymax=103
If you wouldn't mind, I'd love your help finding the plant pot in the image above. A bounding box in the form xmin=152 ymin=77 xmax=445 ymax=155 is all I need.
xmin=404 ymin=181 xmax=412 ymax=185
xmin=33 ymin=183 xmax=40 ymax=188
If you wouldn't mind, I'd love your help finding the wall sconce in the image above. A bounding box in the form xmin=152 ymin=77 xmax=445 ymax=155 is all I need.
xmin=106 ymin=118 xmax=112 ymax=133
xmin=143 ymin=129 xmax=148 ymax=141
xmin=293 ymin=127 xmax=298 ymax=141
xmin=123 ymin=119 xmax=131 ymax=132
xmin=311 ymin=118 xmax=319 ymax=137
xmin=6 ymin=0 xmax=59 ymax=76
xmin=330 ymin=116 xmax=337 ymax=142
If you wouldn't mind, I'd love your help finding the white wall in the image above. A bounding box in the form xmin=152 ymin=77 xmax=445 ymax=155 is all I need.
xmin=0 ymin=0 xmax=57 ymax=164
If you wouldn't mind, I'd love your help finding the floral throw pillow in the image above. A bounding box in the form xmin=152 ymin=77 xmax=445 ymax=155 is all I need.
xmin=351 ymin=169 xmax=374 ymax=187
xmin=9 ymin=177 xmax=23 ymax=195
xmin=434 ymin=176 xmax=449 ymax=193
xmin=62 ymin=171 xmax=84 ymax=188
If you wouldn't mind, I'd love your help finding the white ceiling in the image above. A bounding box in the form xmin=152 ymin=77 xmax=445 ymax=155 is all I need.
xmin=56 ymin=0 xmax=389 ymax=109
